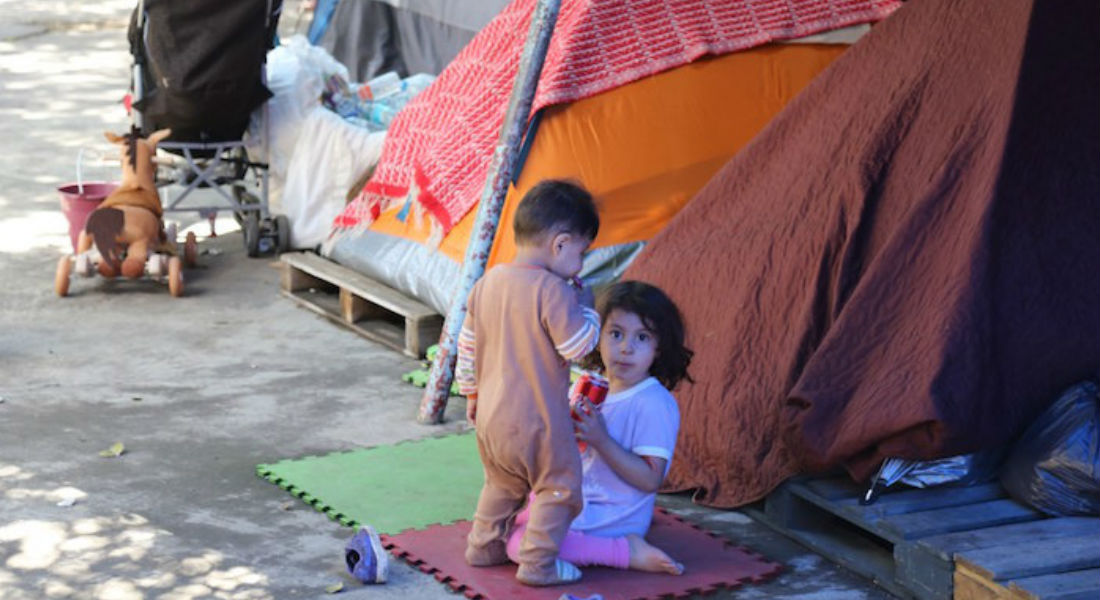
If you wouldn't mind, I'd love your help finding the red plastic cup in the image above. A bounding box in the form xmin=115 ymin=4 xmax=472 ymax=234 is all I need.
xmin=571 ymin=373 xmax=609 ymax=452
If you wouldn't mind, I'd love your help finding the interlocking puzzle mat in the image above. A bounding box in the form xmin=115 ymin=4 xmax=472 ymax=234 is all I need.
xmin=257 ymin=433 xmax=482 ymax=534
xmin=383 ymin=509 xmax=783 ymax=600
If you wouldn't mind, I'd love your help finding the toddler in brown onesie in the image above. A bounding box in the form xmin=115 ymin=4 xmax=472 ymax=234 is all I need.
xmin=456 ymin=180 xmax=601 ymax=586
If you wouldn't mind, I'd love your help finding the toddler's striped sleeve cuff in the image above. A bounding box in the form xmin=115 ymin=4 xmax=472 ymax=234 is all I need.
xmin=456 ymin=326 xmax=477 ymax=395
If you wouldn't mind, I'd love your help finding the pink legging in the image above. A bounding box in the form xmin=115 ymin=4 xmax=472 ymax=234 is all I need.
xmin=506 ymin=498 xmax=630 ymax=570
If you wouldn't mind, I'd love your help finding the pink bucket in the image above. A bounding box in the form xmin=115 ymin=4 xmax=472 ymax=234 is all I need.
xmin=58 ymin=182 xmax=118 ymax=252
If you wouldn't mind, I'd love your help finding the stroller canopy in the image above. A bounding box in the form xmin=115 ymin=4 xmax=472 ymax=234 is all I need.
xmin=129 ymin=0 xmax=281 ymax=143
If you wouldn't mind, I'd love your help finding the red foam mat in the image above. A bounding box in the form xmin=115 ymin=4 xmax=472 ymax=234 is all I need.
xmin=382 ymin=509 xmax=782 ymax=600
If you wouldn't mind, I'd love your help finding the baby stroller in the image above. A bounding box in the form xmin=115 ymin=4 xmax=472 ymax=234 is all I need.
xmin=129 ymin=0 xmax=289 ymax=257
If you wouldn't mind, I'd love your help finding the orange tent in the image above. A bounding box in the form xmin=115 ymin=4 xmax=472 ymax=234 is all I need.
xmin=330 ymin=40 xmax=852 ymax=313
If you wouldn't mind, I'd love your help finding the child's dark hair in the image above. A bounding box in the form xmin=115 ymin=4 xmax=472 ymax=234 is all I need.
xmin=583 ymin=281 xmax=693 ymax=390
xmin=513 ymin=180 xmax=599 ymax=245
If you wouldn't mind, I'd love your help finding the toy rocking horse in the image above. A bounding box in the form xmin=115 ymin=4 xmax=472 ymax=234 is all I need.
xmin=55 ymin=127 xmax=198 ymax=297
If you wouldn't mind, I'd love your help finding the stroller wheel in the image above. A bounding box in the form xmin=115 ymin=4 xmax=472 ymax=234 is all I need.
xmin=243 ymin=212 xmax=261 ymax=258
xmin=275 ymin=215 xmax=290 ymax=254
xmin=184 ymin=232 xmax=198 ymax=267
xmin=168 ymin=257 xmax=184 ymax=297
xmin=55 ymin=255 xmax=72 ymax=297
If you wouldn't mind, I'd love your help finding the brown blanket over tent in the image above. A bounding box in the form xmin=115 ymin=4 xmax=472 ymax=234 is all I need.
xmin=625 ymin=0 xmax=1100 ymax=507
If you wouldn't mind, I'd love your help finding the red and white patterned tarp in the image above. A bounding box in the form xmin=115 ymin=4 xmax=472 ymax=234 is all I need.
xmin=332 ymin=0 xmax=901 ymax=238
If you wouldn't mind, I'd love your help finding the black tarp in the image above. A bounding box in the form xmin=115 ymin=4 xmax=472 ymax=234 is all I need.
xmin=318 ymin=0 xmax=509 ymax=81
xmin=129 ymin=0 xmax=281 ymax=143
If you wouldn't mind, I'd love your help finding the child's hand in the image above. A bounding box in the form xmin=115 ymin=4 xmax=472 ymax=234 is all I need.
xmin=465 ymin=394 xmax=478 ymax=425
xmin=573 ymin=398 xmax=610 ymax=450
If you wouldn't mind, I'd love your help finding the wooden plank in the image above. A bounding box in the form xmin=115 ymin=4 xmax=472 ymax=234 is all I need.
xmin=406 ymin=314 xmax=444 ymax=359
xmin=789 ymin=478 xmax=907 ymax=544
xmin=282 ymin=289 xmax=411 ymax=357
xmin=896 ymin=543 xmax=956 ymax=600
xmin=955 ymin=561 xmax=1012 ymax=600
xmin=281 ymin=258 xmax=326 ymax=292
xmin=883 ymin=499 xmax=1043 ymax=540
xmin=912 ymin=517 xmax=1099 ymax=562
xmin=758 ymin=478 xmax=1092 ymax=600
xmin=955 ymin=535 xmax=1100 ymax=582
xmin=1008 ymin=569 xmax=1100 ymax=600
xmin=283 ymin=287 xmax=342 ymax=320
xmin=340 ymin=288 xmax=387 ymax=323
xmin=954 ymin=563 xmax=1100 ymax=600
xmin=765 ymin=482 xmax=825 ymax=530
xmin=791 ymin=479 xmax=1005 ymax=542
xmin=745 ymin=500 xmax=915 ymax=599
xmin=790 ymin=479 xmax=1024 ymax=600
xmin=896 ymin=518 xmax=1098 ymax=600
xmin=839 ymin=483 xmax=1007 ymax=519
xmin=802 ymin=476 xmax=865 ymax=501
xmin=280 ymin=252 xmax=447 ymax=358
xmin=831 ymin=483 xmax=1009 ymax=551
xmin=282 ymin=252 xmax=436 ymax=320
xmin=351 ymin=319 xmax=407 ymax=353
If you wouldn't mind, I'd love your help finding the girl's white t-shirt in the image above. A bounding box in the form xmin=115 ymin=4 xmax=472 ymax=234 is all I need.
xmin=570 ymin=376 xmax=680 ymax=538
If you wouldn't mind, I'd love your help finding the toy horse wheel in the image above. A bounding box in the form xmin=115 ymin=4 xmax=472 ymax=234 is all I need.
xmin=55 ymin=255 xmax=72 ymax=297
xmin=184 ymin=232 xmax=198 ymax=267
xmin=75 ymin=253 xmax=92 ymax=277
xmin=168 ymin=256 xmax=184 ymax=297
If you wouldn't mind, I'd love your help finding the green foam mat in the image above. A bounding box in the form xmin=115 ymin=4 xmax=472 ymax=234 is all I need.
xmin=401 ymin=345 xmax=462 ymax=395
xmin=401 ymin=366 xmax=461 ymax=395
xmin=256 ymin=433 xmax=482 ymax=534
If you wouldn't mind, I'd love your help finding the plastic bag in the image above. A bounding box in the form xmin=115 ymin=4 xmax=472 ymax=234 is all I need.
xmin=862 ymin=450 xmax=1002 ymax=505
xmin=246 ymin=35 xmax=351 ymax=211
xmin=282 ymin=106 xmax=386 ymax=249
xmin=1000 ymin=380 xmax=1100 ymax=516
xmin=902 ymin=449 xmax=1003 ymax=488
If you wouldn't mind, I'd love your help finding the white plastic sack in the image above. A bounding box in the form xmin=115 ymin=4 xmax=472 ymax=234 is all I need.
xmin=247 ymin=35 xmax=350 ymax=212
xmin=282 ymin=106 xmax=386 ymax=249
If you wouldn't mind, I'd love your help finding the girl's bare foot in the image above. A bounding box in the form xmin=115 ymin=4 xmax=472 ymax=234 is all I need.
xmin=626 ymin=534 xmax=684 ymax=575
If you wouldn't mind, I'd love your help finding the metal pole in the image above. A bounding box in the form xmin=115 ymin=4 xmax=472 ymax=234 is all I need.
xmin=417 ymin=0 xmax=562 ymax=424
xmin=132 ymin=0 xmax=146 ymax=132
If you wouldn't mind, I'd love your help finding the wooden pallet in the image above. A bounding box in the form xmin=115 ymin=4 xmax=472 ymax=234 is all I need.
xmin=954 ymin=539 xmax=1099 ymax=600
xmin=280 ymin=252 xmax=443 ymax=358
xmin=745 ymin=476 xmax=1100 ymax=600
